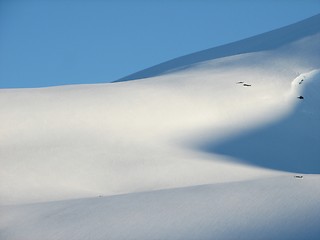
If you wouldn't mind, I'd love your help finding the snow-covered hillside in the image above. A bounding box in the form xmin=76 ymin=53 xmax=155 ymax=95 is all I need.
xmin=116 ymin=14 xmax=320 ymax=82
xmin=1 ymin=14 xmax=320 ymax=240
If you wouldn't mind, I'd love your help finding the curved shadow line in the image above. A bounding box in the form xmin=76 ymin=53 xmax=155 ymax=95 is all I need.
xmin=195 ymin=74 xmax=320 ymax=174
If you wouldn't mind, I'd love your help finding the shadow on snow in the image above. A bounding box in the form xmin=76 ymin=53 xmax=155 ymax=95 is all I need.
xmin=197 ymin=75 xmax=320 ymax=174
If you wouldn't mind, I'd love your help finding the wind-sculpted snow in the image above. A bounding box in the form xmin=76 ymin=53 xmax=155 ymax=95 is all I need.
xmin=116 ymin=14 xmax=320 ymax=82
xmin=1 ymin=14 xmax=320 ymax=240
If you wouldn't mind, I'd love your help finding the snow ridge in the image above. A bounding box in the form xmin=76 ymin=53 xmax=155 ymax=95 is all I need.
xmin=116 ymin=14 xmax=320 ymax=82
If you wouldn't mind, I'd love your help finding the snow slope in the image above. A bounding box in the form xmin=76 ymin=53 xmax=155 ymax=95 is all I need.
xmin=1 ymin=14 xmax=320 ymax=239
xmin=116 ymin=14 xmax=320 ymax=82
xmin=2 ymin=176 xmax=320 ymax=240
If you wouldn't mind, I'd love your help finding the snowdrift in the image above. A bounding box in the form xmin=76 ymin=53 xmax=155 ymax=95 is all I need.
xmin=1 ymin=14 xmax=320 ymax=240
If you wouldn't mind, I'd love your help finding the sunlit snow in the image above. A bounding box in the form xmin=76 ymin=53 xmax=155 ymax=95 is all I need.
xmin=1 ymin=14 xmax=320 ymax=240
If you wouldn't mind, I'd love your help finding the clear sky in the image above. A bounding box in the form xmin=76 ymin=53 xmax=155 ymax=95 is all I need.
xmin=1 ymin=0 xmax=320 ymax=88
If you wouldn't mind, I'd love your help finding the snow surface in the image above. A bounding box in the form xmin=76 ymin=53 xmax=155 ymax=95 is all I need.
xmin=116 ymin=14 xmax=320 ymax=82
xmin=1 ymin=14 xmax=320 ymax=239
xmin=1 ymin=176 xmax=320 ymax=240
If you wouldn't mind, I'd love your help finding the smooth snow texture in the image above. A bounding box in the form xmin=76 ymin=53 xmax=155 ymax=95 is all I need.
xmin=116 ymin=14 xmax=320 ymax=82
xmin=198 ymin=69 xmax=320 ymax=173
xmin=1 ymin=176 xmax=320 ymax=240
xmin=1 ymin=14 xmax=320 ymax=240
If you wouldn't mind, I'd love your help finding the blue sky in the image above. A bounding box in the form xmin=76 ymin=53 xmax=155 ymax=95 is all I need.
xmin=1 ymin=0 xmax=320 ymax=88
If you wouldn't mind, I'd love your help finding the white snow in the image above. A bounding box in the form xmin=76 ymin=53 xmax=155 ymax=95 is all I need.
xmin=0 ymin=14 xmax=320 ymax=239
xmin=1 ymin=176 xmax=320 ymax=240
